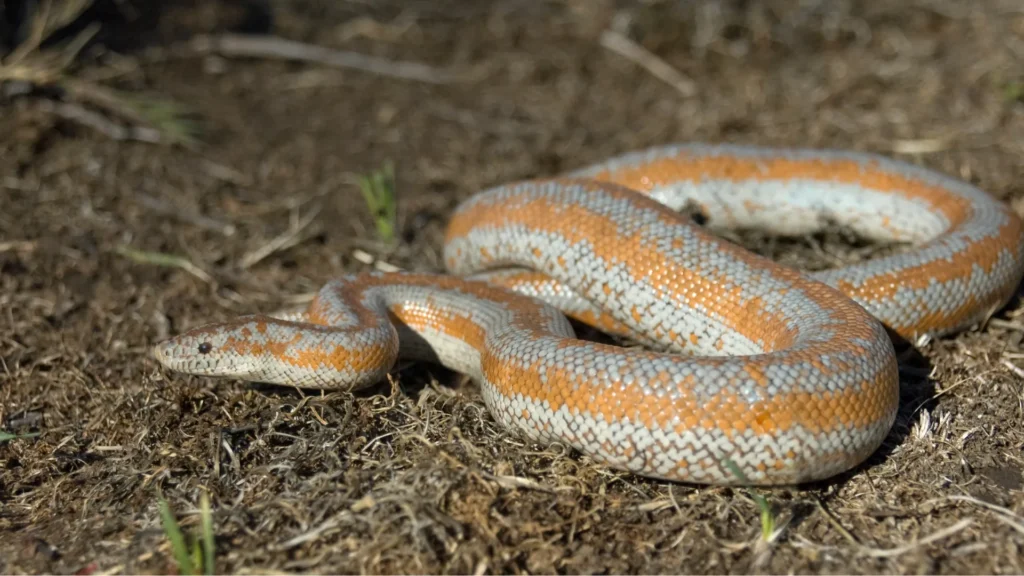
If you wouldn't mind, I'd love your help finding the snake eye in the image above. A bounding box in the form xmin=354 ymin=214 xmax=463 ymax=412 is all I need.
xmin=197 ymin=342 xmax=213 ymax=354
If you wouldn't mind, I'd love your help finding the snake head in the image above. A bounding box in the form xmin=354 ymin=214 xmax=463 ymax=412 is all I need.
xmin=151 ymin=316 xmax=269 ymax=380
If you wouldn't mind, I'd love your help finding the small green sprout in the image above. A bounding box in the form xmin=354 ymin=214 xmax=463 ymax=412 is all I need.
xmin=157 ymin=491 xmax=215 ymax=575
xmin=1004 ymin=81 xmax=1024 ymax=103
xmin=357 ymin=161 xmax=398 ymax=244
xmin=723 ymin=459 xmax=777 ymax=541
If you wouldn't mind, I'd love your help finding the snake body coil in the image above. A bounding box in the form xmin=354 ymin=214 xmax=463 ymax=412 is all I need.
xmin=153 ymin=144 xmax=1024 ymax=485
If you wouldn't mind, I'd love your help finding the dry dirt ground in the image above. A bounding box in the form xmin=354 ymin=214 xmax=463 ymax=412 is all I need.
xmin=3 ymin=0 xmax=1024 ymax=573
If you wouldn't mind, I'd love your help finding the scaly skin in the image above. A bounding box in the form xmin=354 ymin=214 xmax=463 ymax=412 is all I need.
xmin=152 ymin=144 xmax=1024 ymax=486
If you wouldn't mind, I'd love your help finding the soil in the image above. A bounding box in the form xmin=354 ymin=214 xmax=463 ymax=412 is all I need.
xmin=3 ymin=0 xmax=1024 ymax=573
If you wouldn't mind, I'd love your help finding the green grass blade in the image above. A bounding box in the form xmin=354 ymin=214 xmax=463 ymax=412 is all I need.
xmin=119 ymin=92 xmax=203 ymax=147
xmin=158 ymin=497 xmax=196 ymax=575
xmin=0 ymin=431 xmax=41 ymax=442
xmin=356 ymin=161 xmax=398 ymax=243
xmin=722 ymin=459 xmax=776 ymax=540
xmin=200 ymin=491 xmax=215 ymax=575
xmin=191 ymin=541 xmax=203 ymax=574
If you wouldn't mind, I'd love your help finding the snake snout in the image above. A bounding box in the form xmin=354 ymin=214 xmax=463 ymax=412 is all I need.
xmin=151 ymin=336 xmax=209 ymax=371
xmin=150 ymin=339 xmax=182 ymax=369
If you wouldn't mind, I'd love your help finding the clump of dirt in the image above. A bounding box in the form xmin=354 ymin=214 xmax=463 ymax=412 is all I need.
xmin=2 ymin=0 xmax=1023 ymax=574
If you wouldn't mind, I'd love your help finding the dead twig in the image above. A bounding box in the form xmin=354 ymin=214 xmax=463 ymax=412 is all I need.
xmin=273 ymin=512 xmax=350 ymax=550
xmin=239 ymin=207 xmax=322 ymax=270
xmin=479 ymin=471 xmax=555 ymax=493
xmin=114 ymin=246 xmax=214 ymax=284
xmin=599 ymin=29 xmax=697 ymax=98
xmin=938 ymin=495 xmax=1024 ymax=535
xmin=815 ymin=499 xmax=974 ymax=558
xmin=37 ymin=99 xmax=162 ymax=143
xmin=136 ymin=194 xmax=237 ymax=237
xmin=891 ymin=136 xmax=956 ymax=155
xmin=351 ymin=248 xmax=402 ymax=272
xmin=189 ymin=33 xmax=462 ymax=85
xmin=859 ymin=519 xmax=975 ymax=558
xmin=0 ymin=240 xmax=37 ymax=253
xmin=1000 ymin=358 xmax=1024 ymax=379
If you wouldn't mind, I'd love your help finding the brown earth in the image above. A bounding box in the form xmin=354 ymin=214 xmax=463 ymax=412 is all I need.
xmin=3 ymin=0 xmax=1024 ymax=573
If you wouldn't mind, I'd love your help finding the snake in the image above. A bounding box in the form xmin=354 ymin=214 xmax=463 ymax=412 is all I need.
xmin=151 ymin=144 xmax=1024 ymax=486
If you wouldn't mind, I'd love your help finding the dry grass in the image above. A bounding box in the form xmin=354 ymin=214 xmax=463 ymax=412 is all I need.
xmin=1 ymin=0 xmax=199 ymax=145
xmin=2 ymin=0 xmax=1024 ymax=573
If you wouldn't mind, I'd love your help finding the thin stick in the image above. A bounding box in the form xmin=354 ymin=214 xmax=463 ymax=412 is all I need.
xmin=600 ymin=29 xmax=697 ymax=98
xmin=114 ymin=246 xmax=214 ymax=284
xmin=891 ymin=136 xmax=955 ymax=155
xmin=1001 ymin=358 xmax=1024 ymax=379
xmin=189 ymin=34 xmax=461 ymax=85
xmin=137 ymin=194 xmax=237 ymax=236
xmin=274 ymin=512 xmax=351 ymax=550
xmin=816 ymin=499 xmax=974 ymax=558
xmin=0 ymin=240 xmax=36 ymax=253
xmin=859 ymin=519 xmax=974 ymax=558
xmin=39 ymin=100 xmax=162 ymax=143
xmin=239 ymin=207 xmax=321 ymax=270
xmin=940 ymin=495 xmax=1024 ymax=535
